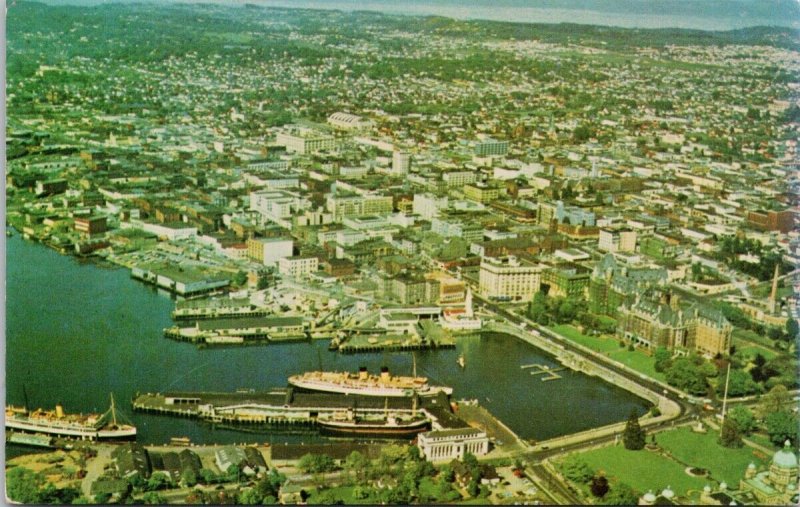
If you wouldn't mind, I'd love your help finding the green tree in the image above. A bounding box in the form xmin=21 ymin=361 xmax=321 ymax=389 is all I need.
xmin=181 ymin=468 xmax=198 ymax=487
xmin=562 ymin=456 xmax=594 ymax=483
xmin=145 ymin=471 xmax=172 ymax=491
xmin=141 ymin=491 xmax=167 ymax=504
xmin=786 ymin=319 xmax=799 ymax=339
xmin=6 ymin=467 xmax=46 ymax=504
xmin=298 ymin=453 xmax=336 ymax=474
xmin=233 ymin=270 xmax=248 ymax=286
xmin=765 ymin=411 xmax=798 ymax=446
xmin=719 ymin=417 xmax=743 ymax=448
xmin=238 ymin=487 xmax=263 ymax=505
xmin=727 ymin=405 xmax=756 ymax=435
xmin=344 ymin=450 xmax=368 ymax=482
xmin=622 ymin=410 xmax=646 ymax=450
xmin=665 ymin=357 xmax=708 ymax=395
xmin=590 ymin=475 xmax=609 ymax=497
xmin=719 ymin=369 xmax=761 ymax=397
xmin=654 ymin=347 xmax=672 ymax=373
xmin=759 ymin=385 xmax=791 ymax=418
xmin=602 ymin=482 xmax=639 ymax=505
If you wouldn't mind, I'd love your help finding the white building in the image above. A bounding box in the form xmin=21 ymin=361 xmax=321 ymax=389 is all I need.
xmin=418 ymin=428 xmax=490 ymax=462
xmin=598 ymin=227 xmax=637 ymax=253
xmin=479 ymin=255 xmax=542 ymax=302
xmin=442 ymin=170 xmax=477 ymax=188
xmin=327 ymin=112 xmax=375 ymax=131
xmin=392 ymin=151 xmax=411 ymax=175
xmin=412 ymin=193 xmax=448 ymax=221
xmin=247 ymin=237 xmax=293 ymax=267
xmin=276 ymin=128 xmax=336 ymax=154
xmin=278 ymin=255 xmax=319 ymax=279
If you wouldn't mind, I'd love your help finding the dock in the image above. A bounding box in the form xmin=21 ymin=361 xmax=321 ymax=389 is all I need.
xmin=522 ymin=363 xmax=564 ymax=381
xmin=132 ymin=389 xmax=458 ymax=435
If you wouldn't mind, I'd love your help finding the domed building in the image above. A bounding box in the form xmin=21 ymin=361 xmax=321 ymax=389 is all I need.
xmin=738 ymin=440 xmax=799 ymax=505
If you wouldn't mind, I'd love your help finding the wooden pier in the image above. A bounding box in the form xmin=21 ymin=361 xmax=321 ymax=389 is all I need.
xmin=521 ymin=363 xmax=564 ymax=381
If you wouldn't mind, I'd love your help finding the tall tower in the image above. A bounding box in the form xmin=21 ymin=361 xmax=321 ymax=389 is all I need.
xmin=769 ymin=264 xmax=780 ymax=314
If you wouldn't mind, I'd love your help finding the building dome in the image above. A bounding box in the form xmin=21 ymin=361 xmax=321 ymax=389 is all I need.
xmin=643 ymin=490 xmax=657 ymax=503
xmin=703 ymin=484 xmax=712 ymax=493
xmin=720 ymin=482 xmax=728 ymax=491
xmin=661 ymin=486 xmax=675 ymax=499
xmin=772 ymin=440 xmax=798 ymax=469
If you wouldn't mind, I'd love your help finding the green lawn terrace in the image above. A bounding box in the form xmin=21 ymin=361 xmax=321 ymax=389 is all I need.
xmin=548 ymin=324 xmax=665 ymax=382
xmin=557 ymin=426 xmax=769 ymax=503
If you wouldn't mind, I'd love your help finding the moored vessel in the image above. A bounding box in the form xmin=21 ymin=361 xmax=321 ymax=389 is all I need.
xmin=5 ymin=394 xmax=136 ymax=441
xmin=288 ymin=366 xmax=453 ymax=397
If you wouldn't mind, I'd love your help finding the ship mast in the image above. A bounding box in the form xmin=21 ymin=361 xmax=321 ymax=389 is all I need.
xmin=110 ymin=393 xmax=118 ymax=427
xmin=384 ymin=397 xmax=388 ymax=420
xmin=412 ymin=352 xmax=417 ymax=378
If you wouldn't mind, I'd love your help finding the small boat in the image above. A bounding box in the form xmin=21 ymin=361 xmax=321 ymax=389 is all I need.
xmin=457 ymin=354 xmax=466 ymax=368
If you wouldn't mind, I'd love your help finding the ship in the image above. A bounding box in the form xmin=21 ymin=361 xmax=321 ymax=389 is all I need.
xmin=457 ymin=354 xmax=466 ymax=368
xmin=5 ymin=394 xmax=136 ymax=441
xmin=317 ymin=399 xmax=430 ymax=437
xmin=288 ymin=366 xmax=453 ymax=398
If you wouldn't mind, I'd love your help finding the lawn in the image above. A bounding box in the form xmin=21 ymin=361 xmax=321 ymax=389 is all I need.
xmin=549 ymin=324 xmax=665 ymax=382
xmin=656 ymin=427 xmax=768 ymax=486
xmin=307 ymin=486 xmax=371 ymax=505
xmin=733 ymin=328 xmax=776 ymax=349
xmin=568 ymin=444 xmax=706 ymax=499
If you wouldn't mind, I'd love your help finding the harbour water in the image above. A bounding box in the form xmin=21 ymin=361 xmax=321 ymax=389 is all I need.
xmin=6 ymin=234 xmax=649 ymax=450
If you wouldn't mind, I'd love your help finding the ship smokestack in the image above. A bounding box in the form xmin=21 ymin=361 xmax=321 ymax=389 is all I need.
xmin=358 ymin=367 xmax=368 ymax=380
xmin=55 ymin=404 xmax=64 ymax=418
xmin=380 ymin=366 xmax=390 ymax=381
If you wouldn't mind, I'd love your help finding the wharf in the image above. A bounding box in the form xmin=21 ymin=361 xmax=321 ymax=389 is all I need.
xmin=132 ymin=390 xmax=455 ymax=431
xmin=335 ymin=321 xmax=456 ymax=354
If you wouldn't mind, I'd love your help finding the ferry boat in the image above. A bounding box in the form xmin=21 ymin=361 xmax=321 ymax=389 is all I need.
xmin=288 ymin=366 xmax=453 ymax=398
xmin=5 ymin=394 xmax=136 ymax=441
xmin=317 ymin=399 xmax=430 ymax=437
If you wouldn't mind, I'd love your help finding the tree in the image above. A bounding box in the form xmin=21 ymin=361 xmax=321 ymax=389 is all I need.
xmin=719 ymin=369 xmax=761 ymax=397
xmin=727 ymin=405 xmax=756 ymax=435
xmin=602 ymin=482 xmax=639 ymax=505
xmin=298 ymin=453 xmax=336 ymax=474
xmin=181 ymin=468 xmax=198 ymax=487
xmin=144 ymin=471 xmax=172 ymax=491
xmin=562 ymin=456 xmax=594 ymax=483
xmin=344 ymin=450 xmax=368 ymax=482
xmin=141 ymin=491 xmax=167 ymax=504
xmin=759 ymin=385 xmax=791 ymax=418
xmin=719 ymin=417 xmax=743 ymax=448
xmin=765 ymin=411 xmax=798 ymax=446
xmin=233 ymin=270 xmax=248 ymax=286
xmin=623 ymin=410 xmax=646 ymax=450
xmin=665 ymin=357 xmax=708 ymax=395
xmin=654 ymin=347 xmax=672 ymax=373
xmin=238 ymin=488 xmax=263 ymax=505
xmin=786 ymin=319 xmax=798 ymax=340
xmin=590 ymin=475 xmax=609 ymax=497
xmin=6 ymin=467 xmax=45 ymax=504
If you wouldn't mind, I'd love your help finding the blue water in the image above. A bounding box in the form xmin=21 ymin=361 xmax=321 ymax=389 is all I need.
xmin=35 ymin=0 xmax=800 ymax=30
xmin=5 ymin=234 xmax=648 ymax=446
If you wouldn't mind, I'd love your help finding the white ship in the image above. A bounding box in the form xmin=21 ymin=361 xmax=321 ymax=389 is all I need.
xmin=5 ymin=394 xmax=136 ymax=441
xmin=288 ymin=366 xmax=453 ymax=397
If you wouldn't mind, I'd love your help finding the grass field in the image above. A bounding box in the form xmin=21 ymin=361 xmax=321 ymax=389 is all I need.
xmin=549 ymin=324 xmax=665 ymax=382
xmin=307 ymin=486 xmax=370 ymax=505
xmin=570 ymin=444 xmax=706 ymax=499
xmin=656 ymin=427 xmax=768 ymax=486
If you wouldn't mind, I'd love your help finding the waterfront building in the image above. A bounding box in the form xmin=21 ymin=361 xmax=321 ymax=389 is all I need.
xmin=276 ymin=127 xmax=336 ymax=154
xmin=74 ymin=215 xmax=108 ymax=236
xmin=599 ymin=227 xmax=637 ymax=253
xmin=278 ymin=255 xmax=319 ymax=279
xmin=479 ymin=255 xmax=542 ymax=302
xmin=425 ymin=271 xmax=467 ymax=304
xmin=246 ymin=237 xmax=293 ymax=266
xmin=418 ymin=427 xmax=490 ymax=461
